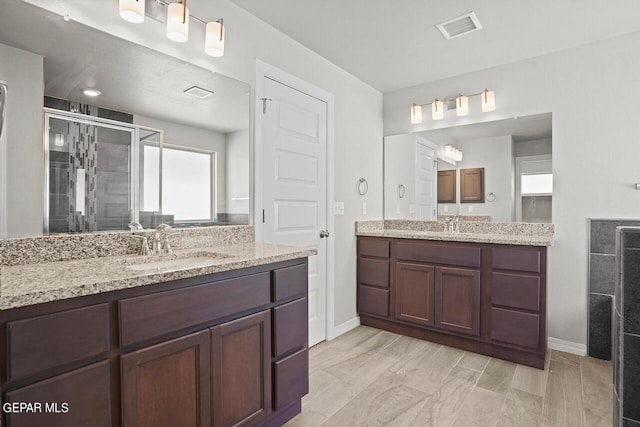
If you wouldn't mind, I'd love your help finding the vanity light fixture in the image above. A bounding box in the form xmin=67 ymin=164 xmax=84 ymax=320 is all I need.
xmin=432 ymin=99 xmax=444 ymax=120
xmin=410 ymin=104 xmax=422 ymax=124
xmin=82 ymin=88 xmax=102 ymax=97
xmin=456 ymin=95 xmax=469 ymax=116
xmin=119 ymin=0 xmax=145 ymax=24
xmin=119 ymin=0 xmax=226 ymax=56
xmin=167 ymin=0 xmax=189 ymax=42
xmin=482 ymin=89 xmax=496 ymax=112
xmin=410 ymin=89 xmax=496 ymax=123
xmin=439 ymin=144 xmax=463 ymax=165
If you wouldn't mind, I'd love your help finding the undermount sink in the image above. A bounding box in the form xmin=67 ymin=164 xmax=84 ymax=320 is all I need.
xmin=126 ymin=251 xmax=234 ymax=272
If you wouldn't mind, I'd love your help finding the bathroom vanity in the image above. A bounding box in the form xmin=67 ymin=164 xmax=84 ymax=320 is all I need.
xmin=356 ymin=221 xmax=553 ymax=369
xmin=0 ymin=229 xmax=313 ymax=427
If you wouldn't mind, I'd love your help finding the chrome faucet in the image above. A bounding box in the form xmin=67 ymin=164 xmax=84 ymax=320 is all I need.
xmin=128 ymin=221 xmax=143 ymax=231
xmin=151 ymin=224 xmax=175 ymax=255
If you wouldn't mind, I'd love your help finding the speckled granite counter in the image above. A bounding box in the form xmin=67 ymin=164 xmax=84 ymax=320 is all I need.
xmin=356 ymin=220 xmax=554 ymax=246
xmin=0 ymin=242 xmax=315 ymax=310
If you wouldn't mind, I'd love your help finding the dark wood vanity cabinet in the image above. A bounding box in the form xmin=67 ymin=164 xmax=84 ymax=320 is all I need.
xmin=0 ymin=258 xmax=309 ymax=427
xmin=357 ymin=236 xmax=547 ymax=369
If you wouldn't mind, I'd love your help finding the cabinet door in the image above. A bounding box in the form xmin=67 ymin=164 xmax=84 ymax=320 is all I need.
xmin=435 ymin=267 xmax=481 ymax=336
xmin=6 ymin=361 xmax=111 ymax=427
xmin=460 ymin=168 xmax=484 ymax=203
xmin=211 ymin=310 xmax=272 ymax=427
xmin=394 ymin=262 xmax=435 ymax=327
xmin=437 ymin=170 xmax=456 ymax=203
xmin=121 ymin=331 xmax=211 ymax=427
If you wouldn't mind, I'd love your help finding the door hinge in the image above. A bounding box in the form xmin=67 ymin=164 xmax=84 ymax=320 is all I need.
xmin=260 ymin=97 xmax=272 ymax=114
xmin=433 ymin=159 xmax=437 ymax=168
xmin=262 ymin=209 xmax=265 ymax=223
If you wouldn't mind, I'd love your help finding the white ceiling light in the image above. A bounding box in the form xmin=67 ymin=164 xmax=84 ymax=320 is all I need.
xmin=410 ymin=104 xmax=422 ymax=124
xmin=167 ymin=0 xmax=189 ymax=43
xmin=482 ymin=89 xmax=496 ymax=112
xmin=82 ymin=88 xmax=101 ymax=97
xmin=119 ymin=0 xmax=145 ymax=24
xmin=436 ymin=12 xmax=482 ymax=40
xmin=411 ymin=89 xmax=496 ymax=123
xmin=205 ymin=19 xmax=225 ymax=57
xmin=456 ymin=95 xmax=469 ymax=116
xmin=431 ymin=100 xmax=444 ymax=120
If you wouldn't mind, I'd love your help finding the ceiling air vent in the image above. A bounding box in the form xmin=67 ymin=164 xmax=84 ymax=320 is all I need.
xmin=184 ymin=86 xmax=214 ymax=99
xmin=436 ymin=12 xmax=482 ymax=40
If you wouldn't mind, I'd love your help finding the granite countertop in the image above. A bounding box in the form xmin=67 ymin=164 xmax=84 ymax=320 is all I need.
xmin=355 ymin=220 xmax=554 ymax=247
xmin=0 ymin=242 xmax=315 ymax=310
xmin=356 ymin=228 xmax=554 ymax=246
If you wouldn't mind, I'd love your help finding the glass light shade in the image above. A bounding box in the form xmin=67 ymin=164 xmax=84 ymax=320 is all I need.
xmin=456 ymin=95 xmax=469 ymax=116
xmin=119 ymin=0 xmax=145 ymax=23
xmin=482 ymin=90 xmax=496 ymax=112
xmin=410 ymin=104 xmax=422 ymax=124
xmin=205 ymin=21 xmax=225 ymax=57
xmin=167 ymin=2 xmax=189 ymax=43
xmin=432 ymin=100 xmax=444 ymax=120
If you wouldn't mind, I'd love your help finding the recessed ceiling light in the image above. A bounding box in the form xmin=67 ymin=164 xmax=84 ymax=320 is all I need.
xmin=82 ymin=88 xmax=102 ymax=97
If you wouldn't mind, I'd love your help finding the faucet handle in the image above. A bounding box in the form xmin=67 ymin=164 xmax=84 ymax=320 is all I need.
xmin=128 ymin=221 xmax=143 ymax=231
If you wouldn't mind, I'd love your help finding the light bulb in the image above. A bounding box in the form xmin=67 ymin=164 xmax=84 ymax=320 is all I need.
xmin=119 ymin=0 xmax=145 ymax=23
xmin=167 ymin=2 xmax=189 ymax=43
xmin=205 ymin=20 xmax=225 ymax=57
xmin=432 ymin=100 xmax=444 ymax=120
xmin=410 ymin=104 xmax=422 ymax=124
xmin=482 ymin=89 xmax=496 ymax=112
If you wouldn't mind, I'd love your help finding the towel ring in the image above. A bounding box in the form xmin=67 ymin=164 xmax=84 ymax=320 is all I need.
xmin=486 ymin=192 xmax=496 ymax=202
xmin=357 ymin=178 xmax=368 ymax=196
xmin=398 ymin=184 xmax=406 ymax=199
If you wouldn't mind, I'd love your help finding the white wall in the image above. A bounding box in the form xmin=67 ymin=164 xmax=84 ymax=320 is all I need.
xmin=384 ymin=134 xmax=416 ymax=219
xmin=514 ymin=138 xmax=552 ymax=158
xmin=225 ymin=129 xmax=249 ymax=214
xmin=437 ymin=135 xmax=514 ymax=222
xmin=134 ymin=115 xmax=227 ymax=214
xmin=0 ymin=43 xmax=43 ymax=237
xmin=384 ymin=31 xmax=640 ymax=347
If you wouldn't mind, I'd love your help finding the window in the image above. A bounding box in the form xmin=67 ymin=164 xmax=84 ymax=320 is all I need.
xmin=521 ymin=173 xmax=553 ymax=195
xmin=143 ymin=145 xmax=214 ymax=222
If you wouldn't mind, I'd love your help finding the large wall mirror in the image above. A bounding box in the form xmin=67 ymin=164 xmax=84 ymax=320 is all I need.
xmin=0 ymin=1 xmax=250 ymax=238
xmin=384 ymin=113 xmax=552 ymax=223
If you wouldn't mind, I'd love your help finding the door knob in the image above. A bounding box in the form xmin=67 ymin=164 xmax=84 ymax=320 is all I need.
xmin=319 ymin=230 xmax=330 ymax=238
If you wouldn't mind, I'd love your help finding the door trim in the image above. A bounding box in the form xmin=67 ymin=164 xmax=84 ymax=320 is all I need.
xmin=254 ymin=59 xmax=336 ymax=341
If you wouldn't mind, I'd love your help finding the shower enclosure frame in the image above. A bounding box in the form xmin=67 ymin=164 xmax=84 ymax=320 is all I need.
xmin=42 ymin=108 xmax=163 ymax=234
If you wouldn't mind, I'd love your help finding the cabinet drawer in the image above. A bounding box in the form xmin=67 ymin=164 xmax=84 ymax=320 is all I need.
xmin=119 ymin=272 xmax=270 ymax=347
xmin=492 ymin=247 xmax=541 ymax=273
xmin=273 ymin=298 xmax=308 ymax=358
xmin=396 ymin=242 xmax=481 ymax=268
xmin=6 ymin=361 xmax=111 ymax=427
xmin=491 ymin=272 xmax=540 ymax=311
xmin=358 ymin=239 xmax=389 ymax=258
xmin=274 ymin=348 xmax=308 ymax=411
xmin=490 ymin=308 xmax=540 ymax=350
xmin=7 ymin=304 xmax=109 ymax=381
xmin=273 ymin=263 xmax=308 ymax=301
xmin=358 ymin=285 xmax=389 ymax=317
xmin=358 ymin=258 xmax=389 ymax=288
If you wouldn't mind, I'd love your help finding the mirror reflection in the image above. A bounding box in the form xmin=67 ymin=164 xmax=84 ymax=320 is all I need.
xmin=0 ymin=1 xmax=250 ymax=237
xmin=384 ymin=113 xmax=552 ymax=223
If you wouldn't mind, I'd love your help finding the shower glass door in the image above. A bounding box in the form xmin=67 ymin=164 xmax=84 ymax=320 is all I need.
xmin=45 ymin=112 xmax=135 ymax=233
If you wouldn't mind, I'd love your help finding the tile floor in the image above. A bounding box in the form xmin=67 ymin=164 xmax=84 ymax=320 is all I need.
xmin=285 ymin=326 xmax=612 ymax=427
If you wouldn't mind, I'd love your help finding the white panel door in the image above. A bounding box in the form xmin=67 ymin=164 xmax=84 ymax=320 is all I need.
xmin=262 ymin=77 xmax=327 ymax=346
xmin=415 ymin=139 xmax=437 ymax=220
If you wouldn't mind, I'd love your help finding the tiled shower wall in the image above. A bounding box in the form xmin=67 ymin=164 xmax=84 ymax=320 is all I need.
xmin=614 ymin=227 xmax=640 ymax=426
xmin=588 ymin=219 xmax=640 ymax=360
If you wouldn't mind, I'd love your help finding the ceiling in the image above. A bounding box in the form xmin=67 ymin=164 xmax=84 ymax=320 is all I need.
xmin=230 ymin=0 xmax=640 ymax=93
xmin=420 ymin=113 xmax=552 ymax=143
xmin=0 ymin=1 xmax=250 ymax=134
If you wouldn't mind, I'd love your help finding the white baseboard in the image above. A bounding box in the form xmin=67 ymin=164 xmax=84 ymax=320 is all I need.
xmin=327 ymin=316 xmax=361 ymax=341
xmin=548 ymin=337 xmax=587 ymax=356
